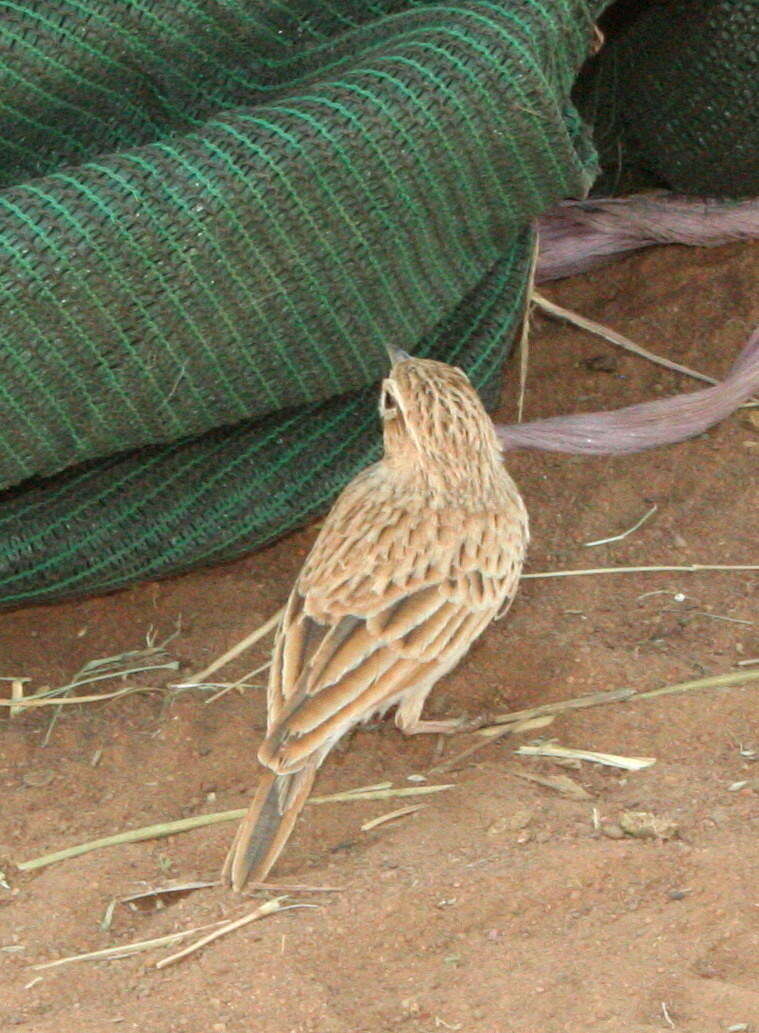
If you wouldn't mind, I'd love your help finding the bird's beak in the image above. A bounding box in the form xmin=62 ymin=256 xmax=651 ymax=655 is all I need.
xmin=385 ymin=344 xmax=412 ymax=366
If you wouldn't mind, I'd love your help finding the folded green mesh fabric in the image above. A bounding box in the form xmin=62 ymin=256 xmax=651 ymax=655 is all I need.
xmin=2 ymin=0 xmax=754 ymax=609
xmin=0 ymin=0 xmax=602 ymax=607
xmin=575 ymin=0 xmax=759 ymax=196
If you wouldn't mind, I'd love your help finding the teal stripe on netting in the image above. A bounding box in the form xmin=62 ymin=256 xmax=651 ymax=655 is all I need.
xmin=382 ymin=37 xmax=519 ymax=223
xmin=0 ymin=0 xmax=178 ymax=130
xmin=225 ymin=112 xmax=390 ymax=371
xmin=29 ymin=0 xmax=197 ymax=96
xmin=20 ymin=182 xmax=170 ymax=433
xmin=263 ymin=100 xmax=461 ymax=336
xmin=124 ymin=145 xmax=284 ymax=411
xmin=103 ymin=0 xmax=280 ymax=89
xmin=223 ymin=0 xmax=308 ymax=45
xmin=253 ymin=103 xmax=420 ymax=361
xmin=0 ymin=20 xmax=154 ymax=150
xmin=58 ymin=399 xmax=376 ymax=596
xmin=373 ymin=46 xmax=526 ymax=222
xmin=151 ymin=137 xmax=318 ymax=401
xmin=211 ymin=117 xmax=372 ymax=377
xmin=0 ymin=397 xmax=347 ymax=598
xmin=0 ymin=121 xmax=58 ymax=165
xmin=421 ymin=17 xmax=569 ymax=198
xmin=469 ymin=272 xmax=528 ymax=380
xmin=115 ymin=152 xmax=256 ymax=418
xmin=321 ymin=78 xmax=484 ymax=276
xmin=0 ymin=275 xmax=74 ymax=474
xmin=0 ymin=409 xmax=301 ymax=594
xmin=0 ymin=438 xmax=187 ymax=558
xmin=339 ymin=65 xmax=494 ymax=249
xmin=289 ymin=93 xmax=471 ymax=293
xmin=46 ymin=170 xmax=204 ymax=435
xmin=84 ymin=160 xmax=229 ymax=424
xmin=0 ymin=194 xmax=149 ymax=441
xmin=435 ymin=241 xmax=523 ymax=365
xmin=0 ymin=441 xmax=180 ymax=532
xmin=160 ymin=0 xmax=288 ymax=52
xmin=194 ymin=133 xmax=344 ymax=396
xmin=0 ymin=95 xmax=97 ymax=163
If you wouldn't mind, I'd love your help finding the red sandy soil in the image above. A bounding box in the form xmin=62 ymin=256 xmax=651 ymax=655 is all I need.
xmin=1 ymin=241 xmax=757 ymax=1033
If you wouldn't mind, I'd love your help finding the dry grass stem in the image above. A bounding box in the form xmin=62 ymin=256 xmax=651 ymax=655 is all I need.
xmin=483 ymin=671 xmax=758 ymax=733
xmin=100 ymin=880 xmax=218 ymax=931
xmin=532 ymin=292 xmax=717 ymax=386
xmin=17 ymin=810 xmax=249 ymax=871
xmin=201 ymin=661 xmax=272 ymax=704
xmin=583 ymin=504 xmax=658 ymax=547
xmin=690 ymin=611 xmax=753 ymax=626
xmin=310 ymin=784 xmax=454 ymax=804
xmin=511 ymin=770 xmax=593 ymax=800
xmin=18 ymin=784 xmax=454 ymax=872
xmin=634 ymin=669 xmax=759 ymax=700
xmin=518 ymin=230 xmax=540 ymax=422
xmin=486 ymin=687 xmax=636 ymax=726
xmin=429 ymin=715 xmax=554 ymax=775
xmin=0 ymin=685 xmax=162 ymax=709
xmin=187 ymin=609 xmax=283 ymax=684
xmin=523 ymin=563 xmax=759 ymax=580
xmin=9 ymin=677 xmax=28 ymax=717
xmin=336 ymin=781 xmax=393 ymax=795
xmin=517 ymin=743 xmax=656 ymax=770
xmin=34 ymin=919 xmax=228 ymax=969
xmin=154 ymin=896 xmax=301 ymax=969
xmin=360 ymin=804 xmax=424 ymax=831
xmin=244 ymin=882 xmax=343 ymax=894
xmin=1 ymin=631 xmax=179 ymax=716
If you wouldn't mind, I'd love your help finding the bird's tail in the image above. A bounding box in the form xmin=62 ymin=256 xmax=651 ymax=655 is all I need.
xmin=222 ymin=765 xmax=317 ymax=891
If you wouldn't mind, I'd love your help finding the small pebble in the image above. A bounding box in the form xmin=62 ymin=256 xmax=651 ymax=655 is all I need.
xmin=21 ymin=769 xmax=55 ymax=788
xmin=487 ymin=809 xmax=533 ymax=836
xmin=668 ymin=889 xmax=690 ymax=901
xmin=601 ymin=823 xmax=624 ymax=840
xmin=582 ymin=353 xmax=618 ymax=373
xmin=619 ymin=811 xmax=679 ymax=840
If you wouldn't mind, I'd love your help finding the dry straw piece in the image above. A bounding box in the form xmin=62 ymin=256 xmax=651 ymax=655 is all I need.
xmin=17 ymin=783 xmax=454 ymax=872
xmin=429 ymin=714 xmax=555 ymax=775
xmin=34 ymin=897 xmax=310 ymax=971
xmin=34 ymin=920 xmax=228 ymax=970
xmin=517 ymin=744 xmax=656 ymax=771
xmin=511 ymin=770 xmax=593 ymax=800
xmin=360 ymin=804 xmax=424 ymax=832
xmin=154 ymin=896 xmax=308 ymax=969
xmin=531 ymin=292 xmax=718 ymax=386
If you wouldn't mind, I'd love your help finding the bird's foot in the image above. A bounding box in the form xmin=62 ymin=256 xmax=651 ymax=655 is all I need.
xmin=397 ymin=712 xmax=497 ymax=736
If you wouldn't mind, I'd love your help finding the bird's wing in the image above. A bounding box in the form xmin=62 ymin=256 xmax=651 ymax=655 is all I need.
xmin=261 ymin=480 xmax=525 ymax=775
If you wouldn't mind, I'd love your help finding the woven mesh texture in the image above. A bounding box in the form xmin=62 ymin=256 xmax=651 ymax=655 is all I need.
xmin=0 ymin=1 xmax=601 ymax=607
xmin=575 ymin=0 xmax=759 ymax=195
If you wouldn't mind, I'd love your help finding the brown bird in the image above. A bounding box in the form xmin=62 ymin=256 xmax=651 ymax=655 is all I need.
xmin=222 ymin=347 xmax=529 ymax=890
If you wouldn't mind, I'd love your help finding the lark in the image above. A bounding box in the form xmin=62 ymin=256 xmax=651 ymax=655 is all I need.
xmin=223 ymin=347 xmax=529 ymax=890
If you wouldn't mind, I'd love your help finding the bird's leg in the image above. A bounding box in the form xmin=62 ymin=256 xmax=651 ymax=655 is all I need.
xmin=395 ymin=690 xmax=497 ymax=736
xmin=395 ymin=692 xmax=474 ymax=736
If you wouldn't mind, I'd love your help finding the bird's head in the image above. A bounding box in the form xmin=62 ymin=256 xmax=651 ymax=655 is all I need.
xmin=379 ymin=346 xmax=502 ymax=493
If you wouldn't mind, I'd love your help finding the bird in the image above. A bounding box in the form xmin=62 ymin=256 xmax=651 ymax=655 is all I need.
xmin=222 ymin=345 xmax=529 ymax=890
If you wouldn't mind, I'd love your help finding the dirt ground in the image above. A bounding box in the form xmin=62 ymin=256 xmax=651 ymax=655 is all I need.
xmin=1 ymin=241 xmax=757 ymax=1033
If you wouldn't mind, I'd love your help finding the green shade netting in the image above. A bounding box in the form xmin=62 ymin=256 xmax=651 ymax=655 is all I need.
xmin=0 ymin=0 xmax=755 ymax=608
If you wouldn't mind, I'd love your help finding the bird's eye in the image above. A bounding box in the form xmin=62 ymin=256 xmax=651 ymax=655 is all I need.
xmin=383 ymin=390 xmax=397 ymax=410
